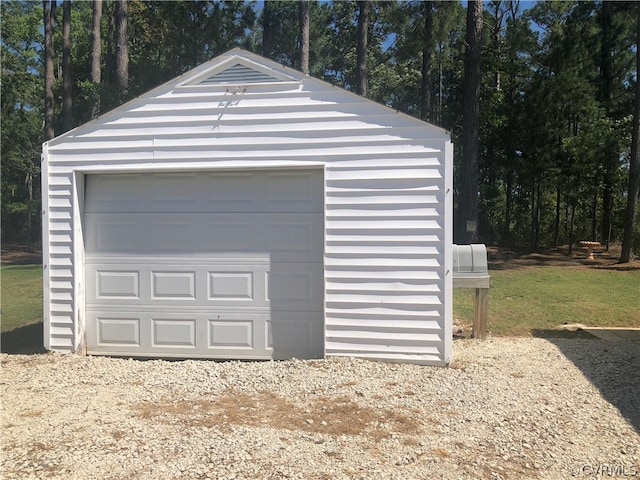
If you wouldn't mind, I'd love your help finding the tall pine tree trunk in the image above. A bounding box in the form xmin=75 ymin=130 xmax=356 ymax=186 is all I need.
xmin=114 ymin=0 xmax=128 ymax=101
xmin=43 ymin=0 xmax=55 ymax=141
xmin=530 ymin=177 xmax=536 ymax=250
xmin=591 ymin=178 xmax=598 ymax=240
xmin=620 ymin=5 xmax=640 ymax=263
xmin=457 ymin=0 xmax=483 ymax=244
xmin=600 ymin=1 xmax=616 ymax=250
xmin=420 ymin=1 xmax=433 ymax=121
xmin=355 ymin=0 xmax=369 ymax=97
xmin=299 ymin=0 xmax=309 ymax=75
xmin=553 ymin=187 xmax=561 ymax=247
xmin=491 ymin=0 xmax=504 ymax=91
xmin=438 ymin=44 xmax=443 ymax=125
xmin=105 ymin=1 xmax=115 ymax=88
xmin=503 ymin=169 xmax=513 ymax=243
xmin=90 ymin=0 xmax=103 ymax=119
xmin=26 ymin=166 xmax=34 ymax=244
xmin=568 ymin=198 xmax=576 ymax=255
xmin=62 ymin=0 xmax=72 ymax=132
xmin=262 ymin=1 xmax=273 ymax=58
xmin=533 ymin=177 xmax=542 ymax=251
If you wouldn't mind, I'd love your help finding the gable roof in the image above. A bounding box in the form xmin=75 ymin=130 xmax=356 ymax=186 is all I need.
xmin=47 ymin=48 xmax=448 ymax=146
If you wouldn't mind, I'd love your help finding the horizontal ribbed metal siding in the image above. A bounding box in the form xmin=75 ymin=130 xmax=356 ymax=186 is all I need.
xmin=41 ymin=159 xmax=76 ymax=351
xmin=44 ymin=49 xmax=451 ymax=364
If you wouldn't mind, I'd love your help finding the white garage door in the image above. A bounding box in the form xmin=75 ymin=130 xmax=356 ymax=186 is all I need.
xmin=83 ymin=170 xmax=324 ymax=359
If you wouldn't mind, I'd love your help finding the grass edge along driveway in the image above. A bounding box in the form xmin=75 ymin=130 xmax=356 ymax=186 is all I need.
xmin=454 ymin=265 xmax=640 ymax=335
xmin=1 ymin=262 xmax=639 ymax=339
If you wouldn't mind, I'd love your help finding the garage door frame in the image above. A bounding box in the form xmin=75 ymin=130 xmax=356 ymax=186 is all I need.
xmin=71 ymin=164 xmax=326 ymax=358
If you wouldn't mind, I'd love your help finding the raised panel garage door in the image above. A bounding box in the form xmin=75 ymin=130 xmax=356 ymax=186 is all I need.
xmin=83 ymin=170 xmax=324 ymax=359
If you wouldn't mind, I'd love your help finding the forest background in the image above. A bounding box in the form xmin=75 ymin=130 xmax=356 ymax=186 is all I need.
xmin=2 ymin=0 xmax=639 ymax=260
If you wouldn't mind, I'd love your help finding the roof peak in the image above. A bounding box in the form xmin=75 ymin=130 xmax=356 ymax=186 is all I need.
xmin=178 ymin=52 xmax=300 ymax=88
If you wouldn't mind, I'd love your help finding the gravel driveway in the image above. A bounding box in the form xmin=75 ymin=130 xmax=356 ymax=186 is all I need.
xmin=2 ymin=337 xmax=639 ymax=480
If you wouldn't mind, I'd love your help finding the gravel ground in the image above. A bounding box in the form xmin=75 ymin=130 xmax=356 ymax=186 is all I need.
xmin=1 ymin=337 xmax=639 ymax=480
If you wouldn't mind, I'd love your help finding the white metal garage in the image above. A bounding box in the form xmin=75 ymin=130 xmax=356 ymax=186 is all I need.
xmin=41 ymin=48 xmax=453 ymax=365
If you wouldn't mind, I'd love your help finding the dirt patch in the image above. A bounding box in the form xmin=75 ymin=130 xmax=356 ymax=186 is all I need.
xmin=487 ymin=243 xmax=640 ymax=270
xmin=1 ymin=244 xmax=42 ymax=265
xmin=133 ymin=390 xmax=422 ymax=439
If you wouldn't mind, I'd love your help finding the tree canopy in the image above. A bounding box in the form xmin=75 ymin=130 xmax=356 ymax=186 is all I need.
xmin=1 ymin=0 xmax=638 ymax=258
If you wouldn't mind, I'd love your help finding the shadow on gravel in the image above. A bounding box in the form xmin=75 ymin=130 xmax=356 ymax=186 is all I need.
xmin=1 ymin=322 xmax=46 ymax=354
xmin=532 ymin=331 xmax=640 ymax=434
xmin=531 ymin=328 xmax=598 ymax=340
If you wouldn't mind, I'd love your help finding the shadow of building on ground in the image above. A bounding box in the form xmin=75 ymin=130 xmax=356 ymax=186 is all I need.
xmin=1 ymin=322 xmax=46 ymax=354
xmin=532 ymin=330 xmax=640 ymax=434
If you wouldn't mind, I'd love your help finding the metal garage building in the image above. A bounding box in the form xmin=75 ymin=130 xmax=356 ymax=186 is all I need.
xmin=41 ymin=49 xmax=453 ymax=366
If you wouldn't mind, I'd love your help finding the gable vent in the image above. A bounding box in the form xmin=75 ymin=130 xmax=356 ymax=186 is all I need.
xmin=200 ymin=63 xmax=281 ymax=85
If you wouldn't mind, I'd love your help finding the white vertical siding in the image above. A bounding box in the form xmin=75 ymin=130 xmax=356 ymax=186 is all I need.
xmin=42 ymin=49 xmax=452 ymax=365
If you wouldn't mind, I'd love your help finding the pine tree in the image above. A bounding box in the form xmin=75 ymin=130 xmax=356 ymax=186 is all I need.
xmin=299 ymin=0 xmax=310 ymax=74
xmin=355 ymin=0 xmax=369 ymax=96
xmin=457 ymin=0 xmax=483 ymax=244
xmin=90 ymin=0 xmax=102 ymax=119
xmin=62 ymin=0 xmax=72 ymax=132
xmin=43 ymin=0 xmax=55 ymax=140
xmin=620 ymin=5 xmax=640 ymax=263
xmin=421 ymin=1 xmax=434 ymax=121
xmin=114 ymin=0 xmax=128 ymax=100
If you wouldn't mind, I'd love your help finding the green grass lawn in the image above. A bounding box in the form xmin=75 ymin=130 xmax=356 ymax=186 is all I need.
xmin=1 ymin=264 xmax=44 ymax=332
xmin=454 ymin=266 xmax=640 ymax=335
xmin=1 ymin=263 xmax=638 ymax=341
